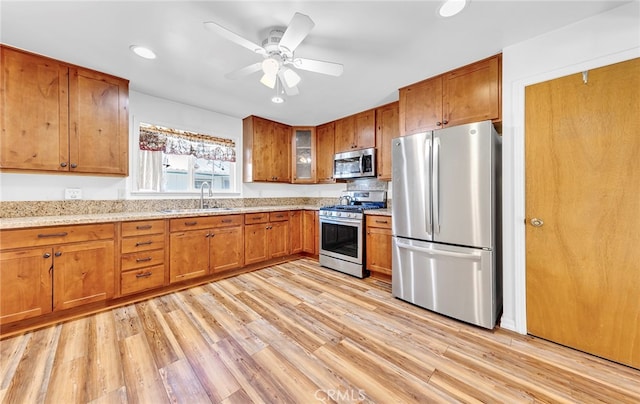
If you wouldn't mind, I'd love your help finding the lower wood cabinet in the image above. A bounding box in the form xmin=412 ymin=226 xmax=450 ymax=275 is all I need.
xmin=244 ymin=212 xmax=289 ymax=265
xmin=0 ymin=223 xmax=116 ymax=325
xmin=119 ymin=219 xmax=166 ymax=296
xmin=303 ymin=210 xmax=319 ymax=255
xmin=365 ymin=215 xmax=392 ymax=280
xmin=169 ymin=215 xmax=244 ymax=283
xmin=289 ymin=210 xmax=303 ymax=254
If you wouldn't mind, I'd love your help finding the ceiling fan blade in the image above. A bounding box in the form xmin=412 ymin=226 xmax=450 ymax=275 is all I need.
xmin=260 ymin=73 xmax=276 ymax=89
xmin=293 ymin=57 xmax=344 ymax=76
xmin=278 ymin=69 xmax=300 ymax=96
xmin=225 ymin=62 xmax=262 ymax=80
xmin=204 ymin=21 xmax=266 ymax=55
xmin=279 ymin=12 xmax=315 ymax=53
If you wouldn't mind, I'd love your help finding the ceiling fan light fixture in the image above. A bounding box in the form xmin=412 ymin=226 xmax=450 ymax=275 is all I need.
xmin=261 ymin=57 xmax=280 ymax=76
xmin=129 ymin=45 xmax=156 ymax=59
xmin=438 ymin=0 xmax=468 ymax=17
xmin=260 ymin=73 xmax=276 ymax=88
xmin=282 ymin=68 xmax=301 ymax=88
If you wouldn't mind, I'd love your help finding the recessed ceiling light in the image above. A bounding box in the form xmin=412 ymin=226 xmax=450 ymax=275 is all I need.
xmin=130 ymin=45 xmax=156 ymax=59
xmin=439 ymin=0 xmax=468 ymax=18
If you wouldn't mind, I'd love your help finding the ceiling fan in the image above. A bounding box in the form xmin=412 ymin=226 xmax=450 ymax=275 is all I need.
xmin=204 ymin=12 xmax=344 ymax=96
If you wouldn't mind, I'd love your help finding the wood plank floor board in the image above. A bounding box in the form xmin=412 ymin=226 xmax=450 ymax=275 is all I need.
xmin=1 ymin=258 xmax=639 ymax=403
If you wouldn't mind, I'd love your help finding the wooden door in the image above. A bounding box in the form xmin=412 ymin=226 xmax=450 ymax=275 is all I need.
xmin=525 ymin=57 xmax=640 ymax=369
xmin=210 ymin=225 xmax=244 ymax=273
xmin=375 ymin=102 xmax=399 ymax=181
xmin=268 ymin=220 xmax=290 ymax=258
xmin=354 ymin=109 xmax=375 ymax=149
xmin=53 ymin=240 xmax=114 ymax=311
xmin=289 ymin=210 xmax=303 ymax=254
xmin=250 ymin=117 xmax=272 ymax=182
xmin=398 ymin=76 xmax=443 ymax=135
xmin=366 ymin=216 xmax=393 ymax=278
xmin=0 ymin=46 xmax=70 ymax=172
xmin=271 ymin=122 xmax=291 ymax=182
xmin=291 ymin=127 xmax=316 ymax=183
xmin=244 ymin=223 xmax=269 ymax=265
xmin=69 ymin=67 xmax=128 ymax=175
xmin=334 ymin=116 xmax=355 ymax=152
xmin=316 ymin=122 xmax=335 ymax=183
xmin=443 ymin=54 xmax=501 ymax=128
xmin=302 ymin=210 xmax=317 ymax=254
xmin=0 ymin=248 xmax=53 ymax=324
xmin=169 ymin=230 xmax=210 ymax=283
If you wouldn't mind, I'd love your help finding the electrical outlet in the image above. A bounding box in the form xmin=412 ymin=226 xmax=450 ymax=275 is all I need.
xmin=65 ymin=188 xmax=82 ymax=200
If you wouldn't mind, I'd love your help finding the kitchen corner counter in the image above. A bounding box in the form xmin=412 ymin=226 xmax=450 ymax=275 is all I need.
xmin=0 ymin=205 xmax=320 ymax=230
xmin=364 ymin=208 xmax=391 ymax=216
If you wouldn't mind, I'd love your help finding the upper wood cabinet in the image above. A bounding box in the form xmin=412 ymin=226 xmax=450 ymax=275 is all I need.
xmin=291 ymin=127 xmax=316 ymax=183
xmin=399 ymin=54 xmax=501 ymax=135
xmin=334 ymin=109 xmax=375 ymax=153
xmin=243 ymin=115 xmax=291 ymax=183
xmin=375 ymin=102 xmax=399 ymax=181
xmin=0 ymin=45 xmax=129 ymax=175
xmin=316 ymin=122 xmax=335 ymax=183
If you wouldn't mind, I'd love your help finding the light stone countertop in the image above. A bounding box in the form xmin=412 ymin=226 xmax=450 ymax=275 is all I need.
xmin=364 ymin=208 xmax=392 ymax=217
xmin=0 ymin=205 xmax=320 ymax=230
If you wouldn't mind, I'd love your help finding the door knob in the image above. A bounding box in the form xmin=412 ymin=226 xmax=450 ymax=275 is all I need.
xmin=530 ymin=218 xmax=544 ymax=227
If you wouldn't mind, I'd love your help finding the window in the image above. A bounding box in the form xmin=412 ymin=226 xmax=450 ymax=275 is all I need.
xmin=136 ymin=123 xmax=238 ymax=193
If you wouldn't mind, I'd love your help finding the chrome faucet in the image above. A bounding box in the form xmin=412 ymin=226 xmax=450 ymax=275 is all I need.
xmin=200 ymin=182 xmax=213 ymax=209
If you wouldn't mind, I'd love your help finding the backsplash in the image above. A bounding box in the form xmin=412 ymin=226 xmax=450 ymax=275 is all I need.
xmin=0 ymin=197 xmax=339 ymax=218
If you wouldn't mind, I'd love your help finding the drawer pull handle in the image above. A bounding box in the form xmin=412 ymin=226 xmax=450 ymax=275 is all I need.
xmin=184 ymin=221 xmax=198 ymax=226
xmin=375 ymin=220 xmax=388 ymax=224
xmin=135 ymin=241 xmax=153 ymax=247
xmin=37 ymin=232 xmax=68 ymax=238
xmin=136 ymin=257 xmax=152 ymax=263
xmin=54 ymin=251 xmax=62 ymax=257
xmin=251 ymin=217 xmax=263 ymax=221
xmin=275 ymin=214 xmax=284 ymax=218
xmin=136 ymin=272 xmax=153 ymax=279
xmin=136 ymin=225 xmax=152 ymax=230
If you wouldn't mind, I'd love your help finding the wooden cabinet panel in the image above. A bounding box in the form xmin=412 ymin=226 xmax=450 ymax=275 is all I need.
xmin=399 ymin=76 xmax=443 ymax=135
xmin=121 ymin=233 xmax=165 ymax=254
xmin=269 ymin=220 xmax=289 ymax=258
xmin=121 ymin=219 xmax=164 ymax=237
xmin=334 ymin=116 xmax=355 ymax=153
xmin=243 ymin=116 xmax=291 ymax=183
xmin=355 ymin=109 xmax=375 ymax=149
xmin=170 ymin=215 xmax=241 ymax=232
xmin=121 ymin=249 xmax=165 ymax=271
xmin=69 ymin=67 xmax=128 ymax=175
xmin=375 ymin=102 xmax=399 ymax=181
xmin=289 ymin=210 xmax=303 ymax=254
xmin=169 ymin=229 xmax=210 ymax=283
xmin=52 ymin=240 xmax=115 ymax=311
xmin=210 ymin=225 xmax=244 ymax=273
xmin=120 ymin=265 xmax=165 ymax=296
xmin=245 ymin=212 xmax=269 ymax=224
xmin=365 ymin=215 xmax=393 ymax=279
xmin=244 ymin=223 xmax=269 ymax=265
xmin=0 ymin=47 xmax=69 ymax=172
xmin=302 ymin=210 xmax=318 ymax=255
xmin=0 ymin=45 xmax=129 ymax=175
xmin=316 ymin=122 xmax=335 ymax=183
xmin=0 ymin=248 xmax=53 ymax=324
xmin=443 ymin=55 xmax=501 ymax=127
xmin=0 ymin=223 xmax=114 ymax=250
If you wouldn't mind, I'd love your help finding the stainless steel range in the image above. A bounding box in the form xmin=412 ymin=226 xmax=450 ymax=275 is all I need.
xmin=319 ymin=190 xmax=386 ymax=278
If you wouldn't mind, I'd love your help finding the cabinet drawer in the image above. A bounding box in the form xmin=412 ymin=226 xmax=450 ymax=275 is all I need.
xmin=245 ymin=212 xmax=268 ymax=224
xmin=269 ymin=211 xmax=289 ymax=222
xmin=366 ymin=215 xmax=392 ymax=229
xmin=121 ymin=220 xmax=164 ymax=237
xmin=121 ymin=249 xmax=165 ymax=271
xmin=0 ymin=223 xmax=115 ymax=250
xmin=170 ymin=214 xmax=242 ymax=232
xmin=121 ymin=233 xmax=165 ymax=254
xmin=120 ymin=265 xmax=165 ymax=296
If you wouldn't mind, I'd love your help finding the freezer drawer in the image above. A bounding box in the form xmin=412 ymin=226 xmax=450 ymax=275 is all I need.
xmin=392 ymin=237 xmax=500 ymax=329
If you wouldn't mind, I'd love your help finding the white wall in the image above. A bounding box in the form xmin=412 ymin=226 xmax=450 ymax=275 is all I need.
xmin=0 ymin=90 xmax=344 ymax=201
xmin=500 ymin=2 xmax=640 ymax=333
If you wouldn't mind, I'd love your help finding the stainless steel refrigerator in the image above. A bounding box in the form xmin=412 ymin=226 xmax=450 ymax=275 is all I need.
xmin=391 ymin=120 xmax=501 ymax=329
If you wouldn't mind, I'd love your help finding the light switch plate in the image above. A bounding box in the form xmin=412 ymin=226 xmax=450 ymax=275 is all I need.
xmin=65 ymin=188 xmax=82 ymax=200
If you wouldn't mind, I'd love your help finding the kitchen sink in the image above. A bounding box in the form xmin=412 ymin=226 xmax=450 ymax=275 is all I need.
xmin=160 ymin=207 xmax=235 ymax=214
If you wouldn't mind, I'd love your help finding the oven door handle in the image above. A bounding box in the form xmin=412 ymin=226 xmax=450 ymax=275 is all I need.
xmin=320 ymin=217 xmax=363 ymax=226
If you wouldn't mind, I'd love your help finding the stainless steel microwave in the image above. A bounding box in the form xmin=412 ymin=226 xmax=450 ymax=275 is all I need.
xmin=333 ymin=148 xmax=376 ymax=179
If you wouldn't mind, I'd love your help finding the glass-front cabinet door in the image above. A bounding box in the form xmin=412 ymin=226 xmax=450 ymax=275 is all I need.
xmin=291 ymin=127 xmax=316 ymax=183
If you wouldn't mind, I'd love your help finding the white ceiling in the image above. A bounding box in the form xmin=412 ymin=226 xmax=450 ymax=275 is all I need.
xmin=1 ymin=1 xmax=630 ymax=126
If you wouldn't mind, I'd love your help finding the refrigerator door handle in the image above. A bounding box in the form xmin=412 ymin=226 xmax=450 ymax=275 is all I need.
xmin=395 ymin=239 xmax=482 ymax=260
xmin=425 ymin=137 xmax=432 ymax=233
xmin=433 ymin=137 xmax=441 ymax=235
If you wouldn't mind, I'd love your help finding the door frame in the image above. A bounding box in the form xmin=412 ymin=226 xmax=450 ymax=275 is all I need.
xmin=504 ymin=48 xmax=639 ymax=334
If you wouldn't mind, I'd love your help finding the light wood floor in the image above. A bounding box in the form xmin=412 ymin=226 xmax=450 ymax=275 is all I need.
xmin=1 ymin=259 xmax=639 ymax=403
